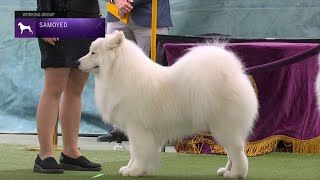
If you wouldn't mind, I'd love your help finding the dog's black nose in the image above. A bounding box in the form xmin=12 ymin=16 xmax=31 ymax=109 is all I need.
xmin=76 ymin=60 xmax=80 ymax=66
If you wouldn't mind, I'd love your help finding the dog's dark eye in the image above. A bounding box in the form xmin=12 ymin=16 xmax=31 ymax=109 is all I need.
xmin=91 ymin=52 xmax=96 ymax=55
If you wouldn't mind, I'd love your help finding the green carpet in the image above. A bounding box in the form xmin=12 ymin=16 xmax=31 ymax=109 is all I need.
xmin=0 ymin=143 xmax=319 ymax=180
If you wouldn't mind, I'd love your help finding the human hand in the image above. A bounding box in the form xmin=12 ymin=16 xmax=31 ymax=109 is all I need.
xmin=114 ymin=0 xmax=134 ymax=18
xmin=42 ymin=38 xmax=59 ymax=46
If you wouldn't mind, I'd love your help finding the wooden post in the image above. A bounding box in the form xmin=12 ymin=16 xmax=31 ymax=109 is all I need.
xmin=151 ymin=0 xmax=158 ymax=61
xmin=26 ymin=115 xmax=62 ymax=151
xmin=52 ymin=120 xmax=58 ymax=149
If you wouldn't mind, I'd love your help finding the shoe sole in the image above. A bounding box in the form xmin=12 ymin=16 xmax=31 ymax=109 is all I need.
xmin=60 ymin=163 xmax=102 ymax=171
xmin=97 ymin=137 xmax=128 ymax=142
xmin=33 ymin=164 xmax=64 ymax=174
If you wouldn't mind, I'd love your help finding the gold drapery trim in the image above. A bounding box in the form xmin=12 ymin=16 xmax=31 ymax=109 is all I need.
xmin=248 ymin=75 xmax=258 ymax=96
xmin=174 ymin=135 xmax=320 ymax=156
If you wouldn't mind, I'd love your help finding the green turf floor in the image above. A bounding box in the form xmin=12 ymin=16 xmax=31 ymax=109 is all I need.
xmin=0 ymin=143 xmax=319 ymax=180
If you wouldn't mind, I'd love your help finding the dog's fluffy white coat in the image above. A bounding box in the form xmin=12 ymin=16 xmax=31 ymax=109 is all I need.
xmin=78 ymin=31 xmax=258 ymax=179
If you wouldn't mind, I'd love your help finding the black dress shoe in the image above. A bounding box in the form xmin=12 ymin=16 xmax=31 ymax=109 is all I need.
xmin=59 ymin=153 xmax=102 ymax=171
xmin=33 ymin=154 xmax=64 ymax=174
xmin=97 ymin=126 xmax=128 ymax=142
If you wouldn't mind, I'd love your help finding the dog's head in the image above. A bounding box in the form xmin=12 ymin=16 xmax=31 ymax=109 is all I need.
xmin=78 ymin=30 xmax=125 ymax=74
xmin=18 ymin=22 xmax=22 ymax=26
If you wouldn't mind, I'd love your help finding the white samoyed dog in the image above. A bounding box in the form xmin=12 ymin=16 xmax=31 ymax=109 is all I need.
xmin=78 ymin=30 xmax=258 ymax=179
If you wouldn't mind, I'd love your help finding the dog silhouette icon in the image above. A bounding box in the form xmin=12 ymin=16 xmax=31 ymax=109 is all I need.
xmin=17 ymin=22 xmax=33 ymax=34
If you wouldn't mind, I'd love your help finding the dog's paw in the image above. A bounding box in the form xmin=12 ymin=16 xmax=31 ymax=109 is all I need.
xmin=119 ymin=166 xmax=128 ymax=174
xmin=121 ymin=167 xmax=147 ymax=177
xmin=223 ymin=171 xmax=246 ymax=179
xmin=217 ymin=167 xmax=230 ymax=176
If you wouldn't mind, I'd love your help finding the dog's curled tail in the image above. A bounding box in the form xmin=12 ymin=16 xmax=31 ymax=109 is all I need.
xmin=184 ymin=38 xmax=229 ymax=55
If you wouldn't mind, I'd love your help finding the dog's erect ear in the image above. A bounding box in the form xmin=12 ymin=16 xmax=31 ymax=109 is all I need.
xmin=106 ymin=30 xmax=125 ymax=49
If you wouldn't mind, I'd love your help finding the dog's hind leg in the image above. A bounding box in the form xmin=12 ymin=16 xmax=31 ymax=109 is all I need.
xmin=217 ymin=150 xmax=232 ymax=176
xmin=120 ymin=127 xmax=160 ymax=177
xmin=211 ymin=129 xmax=248 ymax=179
xmin=223 ymin=144 xmax=247 ymax=179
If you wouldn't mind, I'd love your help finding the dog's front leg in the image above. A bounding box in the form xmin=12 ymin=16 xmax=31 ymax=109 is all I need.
xmin=119 ymin=146 xmax=134 ymax=174
xmin=120 ymin=127 xmax=160 ymax=177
